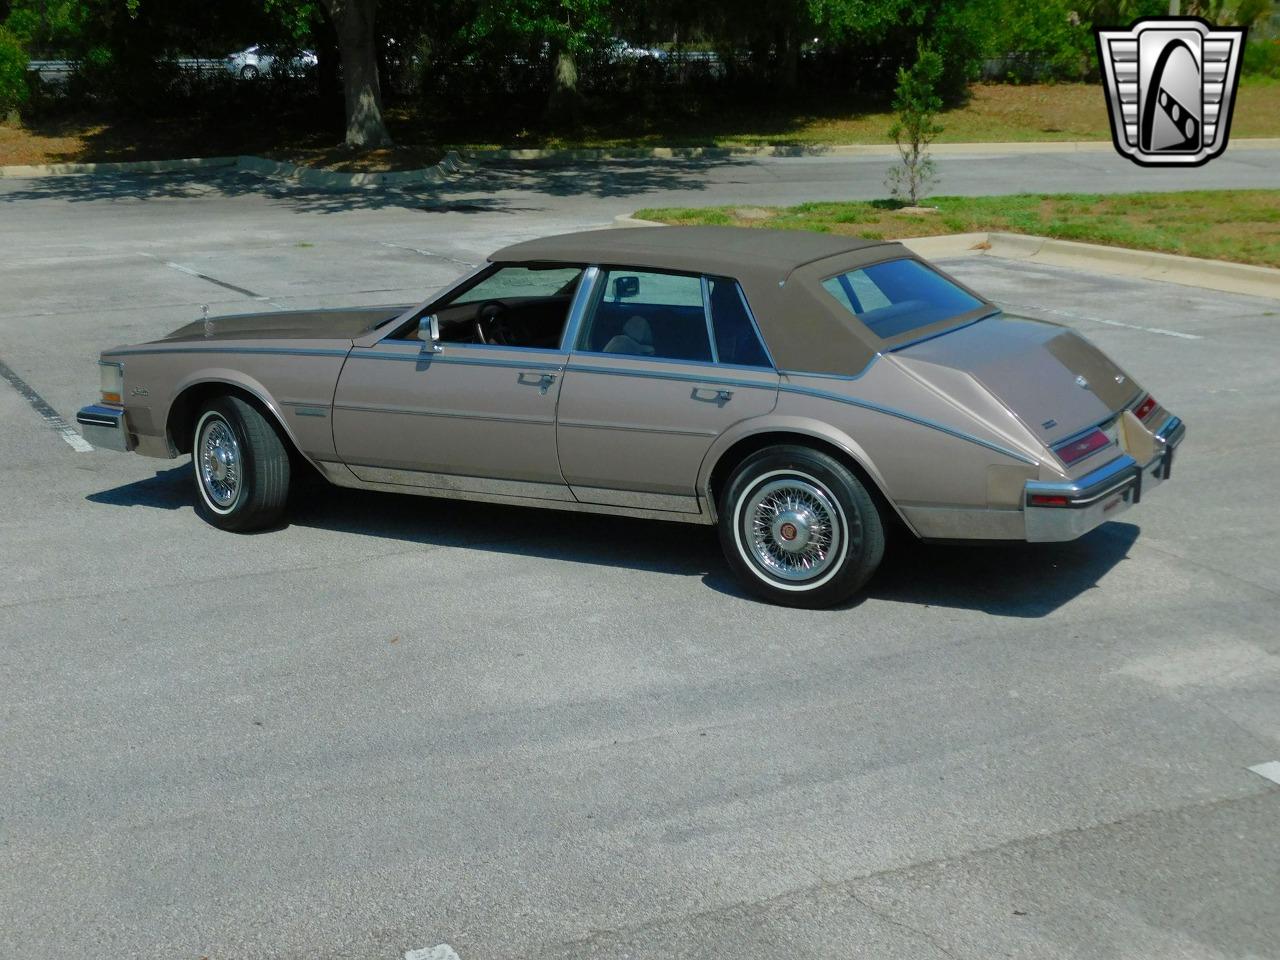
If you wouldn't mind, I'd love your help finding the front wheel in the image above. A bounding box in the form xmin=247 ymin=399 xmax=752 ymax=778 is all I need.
xmin=718 ymin=445 xmax=885 ymax=608
xmin=192 ymin=396 xmax=291 ymax=532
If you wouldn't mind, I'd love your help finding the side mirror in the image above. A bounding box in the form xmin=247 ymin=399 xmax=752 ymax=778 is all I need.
xmin=419 ymin=313 xmax=443 ymax=353
xmin=613 ymin=275 xmax=639 ymax=299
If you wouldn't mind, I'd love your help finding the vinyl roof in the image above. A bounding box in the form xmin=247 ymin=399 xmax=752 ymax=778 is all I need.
xmin=491 ymin=226 xmax=895 ymax=281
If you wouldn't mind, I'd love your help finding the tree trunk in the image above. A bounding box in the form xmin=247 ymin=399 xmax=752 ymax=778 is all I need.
xmin=546 ymin=47 xmax=583 ymax=128
xmin=318 ymin=0 xmax=392 ymax=148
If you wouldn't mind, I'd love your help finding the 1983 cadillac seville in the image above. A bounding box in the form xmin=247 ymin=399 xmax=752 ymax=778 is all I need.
xmin=78 ymin=227 xmax=1184 ymax=607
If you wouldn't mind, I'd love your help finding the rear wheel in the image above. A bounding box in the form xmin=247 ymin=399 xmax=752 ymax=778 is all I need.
xmin=239 ymin=64 xmax=260 ymax=80
xmin=718 ymin=445 xmax=885 ymax=608
xmin=192 ymin=396 xmax=291 ymax=531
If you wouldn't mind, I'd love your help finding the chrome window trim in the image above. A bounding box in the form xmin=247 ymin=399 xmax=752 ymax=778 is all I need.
xmin=885 ymin=310 xmax=1000 ymax=353
xmin=559 ymin=265 xmax=602 ymax=352
xmin=568 ymin=351 xmax=779 ymax=376
xmin=777 ymin=383 xmax=1039 ymax=465
xmin=565 ymin=363 xmax=778 ymax=392
xmin=699 ymin=275 xmax=720 ymax=364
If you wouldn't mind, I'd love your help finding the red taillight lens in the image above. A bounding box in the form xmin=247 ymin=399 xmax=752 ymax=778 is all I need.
xmin=1134 ymin=395 xmax=1158 ymax=421
xmin=1056 ymin=428 xmax=1111 ymax=465
xmin=1029 ymin=494 xmax=1071 ymax=507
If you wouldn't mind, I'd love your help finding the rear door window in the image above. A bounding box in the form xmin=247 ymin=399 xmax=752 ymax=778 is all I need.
xmin=579 ymin=269 xmax=712 ymax=362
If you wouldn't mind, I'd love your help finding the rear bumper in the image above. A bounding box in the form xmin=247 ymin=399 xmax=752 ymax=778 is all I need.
xmin=76 ymin=403 xmax=134 ymax=453
xmin=1024 ymin=416 xmax=1185 ymax=543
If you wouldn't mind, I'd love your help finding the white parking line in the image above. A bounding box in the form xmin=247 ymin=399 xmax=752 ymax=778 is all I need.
xmin=0 ymin=357 xmax=93 ymax=452
xmin=405 ymin=945 xmax=461 ymax=960
xmin=1248 ymin=761 xmax=1280 ymax=785
xmin=379 ymin=242 xmax=478 ymax=268
xmin=1001 ymin=301 xmax=1204 ymax=340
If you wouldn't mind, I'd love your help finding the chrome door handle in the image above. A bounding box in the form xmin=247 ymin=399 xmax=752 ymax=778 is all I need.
xmin=692 ymin=386 xmax=733 ymax=405
xmin=518 ymin=371 xmax=558 ymax=395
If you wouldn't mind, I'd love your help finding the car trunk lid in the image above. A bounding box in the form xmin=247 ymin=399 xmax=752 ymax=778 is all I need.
xmin=893 ymin=314 xmax=1137 ymax=449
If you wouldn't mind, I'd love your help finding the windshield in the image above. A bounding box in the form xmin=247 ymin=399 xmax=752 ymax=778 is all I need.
xmin=820 ymin=258 xmax=984 ymax=340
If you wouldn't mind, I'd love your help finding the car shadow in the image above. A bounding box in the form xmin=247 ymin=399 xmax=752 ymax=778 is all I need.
xmin=88 ymin=466 xmax=1139 ymax=619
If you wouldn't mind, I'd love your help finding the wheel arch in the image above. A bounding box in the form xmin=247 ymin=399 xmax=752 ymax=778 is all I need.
xmin=699 ymin=418 xmax=916 ymax=535
xmin=165 ymin=372 xmax=310 ymax=467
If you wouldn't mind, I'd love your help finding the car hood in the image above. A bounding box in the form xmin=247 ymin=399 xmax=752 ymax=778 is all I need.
xmin=892 ymin=314 xmax=1137 ymax=448
xmin=159 ymin=305 xmax=412 ymax=343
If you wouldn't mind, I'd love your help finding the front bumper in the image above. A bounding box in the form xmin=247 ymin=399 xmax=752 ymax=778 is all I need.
xmin=76 ymin=403 xmax=134 ymax=453
xmin=1024 ymin=416 xmax=1185 ymax=543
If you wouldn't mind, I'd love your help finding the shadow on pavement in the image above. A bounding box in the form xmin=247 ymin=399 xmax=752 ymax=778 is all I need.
xmin=90 ymin=465 xmax=1139 ymax=619
xmin=0 ymin=155 xmax=748 ymax=215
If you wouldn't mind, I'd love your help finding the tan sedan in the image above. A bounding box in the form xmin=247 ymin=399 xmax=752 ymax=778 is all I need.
xmin=78 ymin=227 xmax=1184 ymax=607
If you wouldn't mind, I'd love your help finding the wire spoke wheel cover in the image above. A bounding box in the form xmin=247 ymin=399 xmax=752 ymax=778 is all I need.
xmin=735 ymin=470 xmax=856 ymax=588
xmin=196 ymin=413 xmax=242 ymax=511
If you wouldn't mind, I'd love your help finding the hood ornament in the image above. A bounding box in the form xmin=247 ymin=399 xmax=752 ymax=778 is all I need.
xmin=202 ymin=303 xmax=212 ymax=338
xmin=1075 ymin=374 xmax=1090 ymax=389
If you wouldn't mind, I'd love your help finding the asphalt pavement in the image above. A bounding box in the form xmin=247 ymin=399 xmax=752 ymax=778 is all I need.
xmin=2 ymin=152 xmax=1278 ymax=959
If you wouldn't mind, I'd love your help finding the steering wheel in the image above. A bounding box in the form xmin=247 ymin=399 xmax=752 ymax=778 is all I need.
xmin=474 ymin=300 xmax=511 ymax=345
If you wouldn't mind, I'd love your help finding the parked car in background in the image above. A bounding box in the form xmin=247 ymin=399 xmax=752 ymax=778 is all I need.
xmin=225 ymin=45 xmax=317 ymax=80
xmin=77 ymin=227 xmax=1184 ymax=608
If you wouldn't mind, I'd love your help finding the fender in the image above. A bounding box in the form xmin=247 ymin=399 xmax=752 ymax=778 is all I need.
xmin=164 ymin=367 xmax=323 ymax=471
xmin=696 ymin=413 xmax=916 ymax=531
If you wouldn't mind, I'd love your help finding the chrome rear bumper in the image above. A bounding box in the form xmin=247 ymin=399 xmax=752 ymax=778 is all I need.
xmin=76 ymin=403 xmax=134 ymax=452
xmin=1024 ymin=416 xmax=1184 ymax=543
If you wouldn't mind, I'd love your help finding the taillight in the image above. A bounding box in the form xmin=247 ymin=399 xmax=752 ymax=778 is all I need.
xmin=1134 ymin=395 xmax=1158 ymax=421
xmin=1029 ymin=494 xmax=1071 ymax=507
xmin=1056 ymin=427 xmax=1111 ymax=465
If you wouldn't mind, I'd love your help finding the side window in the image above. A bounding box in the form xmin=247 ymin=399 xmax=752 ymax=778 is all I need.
xmin=579 ymin=269 xmax=712 ymax=362
xmin=394 ymin=264 xmax=583 ymax=349
xmin=707 ymin=277 xmax=772 ymax=368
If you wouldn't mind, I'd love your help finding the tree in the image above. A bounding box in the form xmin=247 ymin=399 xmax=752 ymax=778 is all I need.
xmin=314 ymin=0 xmax=391 ymax=146
xmin=884 ymin=43 xmax=943 ymax=206
xmin=466 ymin=0 xmax=614 ymax=123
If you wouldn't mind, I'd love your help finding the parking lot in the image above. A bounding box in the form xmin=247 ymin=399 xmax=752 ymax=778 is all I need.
xmin=2 ymin=161 xmax=1279 ymax=959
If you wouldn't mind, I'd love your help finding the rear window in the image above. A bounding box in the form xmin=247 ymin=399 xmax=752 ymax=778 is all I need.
xmin=820 ymin=259 xmax=983 ymax=340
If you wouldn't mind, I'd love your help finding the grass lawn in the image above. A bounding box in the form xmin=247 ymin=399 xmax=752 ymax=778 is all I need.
xmin=3 ymin=80 xmax=1278 ymax=167
xmin=636 ymin=190 xmax=1280 ymax=269
xmin=475 ymin=78 xmax=1280 ymax=148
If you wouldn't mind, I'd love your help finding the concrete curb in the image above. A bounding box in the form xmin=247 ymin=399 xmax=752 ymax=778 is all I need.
xmin=0 ymin=150 xmax=471 ymax=188
xmin=464 ymin=137 xmax=1280 ymax=163
xmin=611 ymin=217 xmax=1280 ymax=300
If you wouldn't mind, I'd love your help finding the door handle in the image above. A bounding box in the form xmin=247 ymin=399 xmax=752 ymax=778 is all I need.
xmin=692 ymin=386 xmax=733 ymax=405
xmin=518 ymin=371 xmax=557 ymax=395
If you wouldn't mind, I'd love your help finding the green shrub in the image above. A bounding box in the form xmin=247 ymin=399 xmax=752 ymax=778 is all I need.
xmin=1243 ymin=39 xmax=1280 ymax=80
xmin=0 ymin=27 xmax=30 ymax=116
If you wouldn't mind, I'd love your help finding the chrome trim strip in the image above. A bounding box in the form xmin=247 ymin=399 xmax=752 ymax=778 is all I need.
xmin=104 ymin=345 xmax=351 ymax=359
xmin=699 ymin=275 xmax=720 ymax=364
xmin=566 ymin=363 xmax=777 ymax=391
xmin=569 ymin=486 xmax=701 ymax=513
xmin=348 ymin=465 xmax=576 ymax=501
xmin=559 ymin=265 xmax=602 ymax=351
xmin=324 ymin=465 xmax=713 ymax=525
xmin=349 ymin=350 xmax=564 ymax=372
xmin=1026 ymin=454 xmax=1139 ymax=505
xmin=570 ymin=352 xmax=776 ymax=375
xmin=332 ymin=401 xmax=552 ymax=425
xmin=557 ymin=418 xmax=719 ymax=438
xmin=777 ymin=384 xmax=1039 ymax=465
